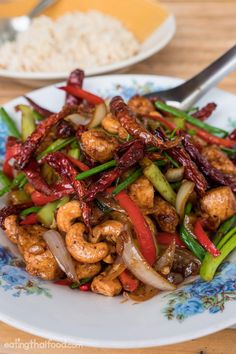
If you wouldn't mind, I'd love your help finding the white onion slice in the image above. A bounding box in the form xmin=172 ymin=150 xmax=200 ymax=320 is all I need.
xmin=87 ymin=102 xmax=107 ymax=128
xmin=165 ymin=166 xmax=184 ymax=182
xmin=65 ymin=113 xmax=90 ymax=126
xmin=122 ymin=232 xmax=176 ymax=291
xmin=43 ymin=230 xmax=78 ymax=282
xmin=176 ymin=180 xmax=195 ymax=220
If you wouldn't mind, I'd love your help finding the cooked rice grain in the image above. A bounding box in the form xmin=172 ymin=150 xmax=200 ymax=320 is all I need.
xmin=0 ymin=11 xmax=140 ymax=72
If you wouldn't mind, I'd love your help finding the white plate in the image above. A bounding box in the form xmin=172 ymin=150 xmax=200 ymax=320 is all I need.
xmin=0 ymin=75 xmax=236 ymax=348
xmin=0 ymin=0 xmax=175 ymax=85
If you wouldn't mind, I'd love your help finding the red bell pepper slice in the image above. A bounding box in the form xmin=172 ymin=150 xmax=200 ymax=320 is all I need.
xmin=3 ymin=138 xmax=21 ymax=178
xmin=194 ymin=219 xmax=221 ymax=257
xmin=79 ymin=282 xmax=91 ymax=292
xmin=20 ymin=213 xmax=38 ymax=225
xmin=31 ymin=191 xmax=59 ymax=206
xmin=67 ymin=156 xmax=90 ymax=171
xmin=119 ymin=270 xmax=139 ymax=292
xmin=109 ymin=188 xmax=156 ymax=266
xmin=54 ymin=279 xmax=72 ymax=286
xmin=59 ymin=86 xmax=104 ymax=105
xmin=186 ymin=123 xmax=236 ymax=148
xmin=156 ymin=232 xmax=185 ymax=248
xmin=148 ymin=112 xmax=179 ymax=132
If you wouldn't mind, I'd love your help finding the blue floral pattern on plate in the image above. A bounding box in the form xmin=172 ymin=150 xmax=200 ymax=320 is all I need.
xmin=163 ymin=261 xmax=236 ymax=321
xmin=0 ymin=246 xmax=51 ymax=298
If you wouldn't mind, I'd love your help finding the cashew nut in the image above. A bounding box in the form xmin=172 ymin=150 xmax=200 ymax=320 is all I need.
xmin=75 ymin=262 xmax=101 ymax=280
xmin=90 ymin=220 xmax=124 ymax=244
xmin=66 ymin=223 xmax=109 ymax=263
xmin=57 ymin=200 xmax=81 ymax=233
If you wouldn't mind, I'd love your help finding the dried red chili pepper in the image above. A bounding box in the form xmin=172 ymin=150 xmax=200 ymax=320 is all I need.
xmin=23 ymin=159 xmax=52 ymax=195
xmin=192 ymin=103 xmax=217 ymax=121
xmin=84 ymin=140 xmax=145 ymax=202
xmin=14 ymin=105 xmax=78 ymax=169
xmin=182 ymin=132 xmax=236 ymax=192
xmin=42 ymin=152 xmax=91 ymax=229
xmin=24 ymin=96 xmax=54 ymax=118
xmin=0 ymin=203 xmax=33 ymax=229
xmin=155 ymin=128 xmax=207 ymax=196
xmin=229 ymin=128 xmax=236 ymax=140
xmin=65 ymin=69 xmax=85 ymax=106
xmin=56 ymin=120 xmax=75 ymax=138
xmin=110 ymin=96 xmax=180 ymax=150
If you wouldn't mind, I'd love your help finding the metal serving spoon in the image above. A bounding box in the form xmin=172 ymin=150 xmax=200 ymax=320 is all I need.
xmin=145 ymin=45 xmax=236 ymax=110
xmin=0 ymin=0 xmax=57 ymax=46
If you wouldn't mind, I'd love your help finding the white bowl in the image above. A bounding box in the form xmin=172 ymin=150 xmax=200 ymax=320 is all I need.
xmin=0 ymin=0 xmax=175 ymax=85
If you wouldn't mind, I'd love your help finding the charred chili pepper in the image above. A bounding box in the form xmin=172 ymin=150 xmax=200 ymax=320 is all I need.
xmin=192 ymin=102 xmax=217 ymax=121
xmin=14 ymin=105 xmax=78 ymax=169
xmin=228 ymin=128 xmax=236 ymax=141
xmin=155 ymin=129 xmax=207 ymax=196
xmin=182 ymin=132 xmax=236 ymax=192
xmin=110 ymin=96 xmax=180 ymax=150
xmin=84 ymin=140 xmax=145 ymax=202
xmin=42 ymin=152 xmax=91 ymax=229
xmin=0 ymin=203 xmax=33 ymax=229
xmin=65 ymin=68 xmax=85 ymax=105
xmin=24 ymin=96 xmax=53 ymax=118
xmin=67 ymin=156 xmax=89 ymax=171
xmin=23 ymin=159 xmax=51 ymax=195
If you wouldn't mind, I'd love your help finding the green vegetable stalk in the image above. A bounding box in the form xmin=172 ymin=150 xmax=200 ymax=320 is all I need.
xmin=155 ymin=101 xmax=228 ymax=137
xmin=112 ymin=168 xmax=142 ymax=196
xmin=17 ymin=105 xmax=36 ymax=141
xmin=213 ymin=215 xmax=236 ymax=245
xmin=37 ymin=137 xmax=76 ymax=160
xmin=37 ymin=196 xmax=69 ymax=227
xmin=140 ymin=158 xmax=176 ymax=205
xmin=0 ymin=107 xmax=21 ymax=139
xmin=0 ymin=171 xmax=11 ymax=188
xmin=200 ymin=229 xmax=236 ymax=281
xmin=68 ymin=140 xmax=80 ymax=160
xmin=180 ymin=216 xmax=206 ymax=261
xmin=76 ymin=160 xmax=116 ymax=181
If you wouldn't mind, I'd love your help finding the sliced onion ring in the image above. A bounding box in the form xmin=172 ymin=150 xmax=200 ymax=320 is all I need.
xmin=165 ymin=166 xmax=184 ymax=182
xmin=121 ymin=231 xmax=176 ymax=291
xmin=87 ymin=102 xmax=107 ymax=128
xmin=65 ymin=113 xmax=90 ymax=126
xmin=176 ymin=180 xmax=195 ymax=220
xmin=43 ymin=230 xmax=78 ymax=282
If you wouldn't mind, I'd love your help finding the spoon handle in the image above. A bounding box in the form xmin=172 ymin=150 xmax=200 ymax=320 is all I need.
xmin=28 ymin=0 xmax=57 ymax=19
xmin=177 ymin=45 xmax=236 ymax=110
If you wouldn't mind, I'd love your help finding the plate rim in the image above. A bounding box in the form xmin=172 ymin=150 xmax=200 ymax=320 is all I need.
xmin=0 ymin=73 xmax=235 ymax=348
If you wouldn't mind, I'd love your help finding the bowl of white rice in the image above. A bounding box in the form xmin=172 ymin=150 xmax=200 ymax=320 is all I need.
xmin=0 ymin=0 xmax=175 ymax=84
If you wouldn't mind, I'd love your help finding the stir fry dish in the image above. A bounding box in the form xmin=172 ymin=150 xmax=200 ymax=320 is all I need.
xmin=0 ymin=69 xmax=236 ymax=301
